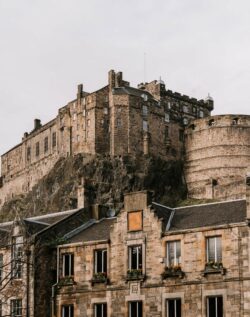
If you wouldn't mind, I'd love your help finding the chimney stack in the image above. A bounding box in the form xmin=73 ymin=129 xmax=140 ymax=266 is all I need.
xmin=77 ymin=84 xmax=83 ymax=100
xmin=246 ymin=173 xmax=250 ymax=219
xmin=34 ymin=119 xmax=41 ymax=130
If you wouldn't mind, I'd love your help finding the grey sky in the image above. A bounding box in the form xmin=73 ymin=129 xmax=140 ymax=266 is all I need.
xmin=0 ymin=0 xmax=250 ymax=155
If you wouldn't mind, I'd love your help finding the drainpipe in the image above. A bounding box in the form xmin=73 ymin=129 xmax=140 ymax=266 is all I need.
xmin=51 ymin=246 xmax=59 ymax=317
xmin=26 ymin=248 xmax=31 ymax=317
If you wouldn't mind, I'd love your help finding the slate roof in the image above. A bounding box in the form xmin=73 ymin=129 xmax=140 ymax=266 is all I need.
xmin=152 ymin=199 xmax=246 ymax=232
xmin=66 ymin=218 xmax=116 ymax=243
xmin=112 ymin=86 xmax=154 ymax=99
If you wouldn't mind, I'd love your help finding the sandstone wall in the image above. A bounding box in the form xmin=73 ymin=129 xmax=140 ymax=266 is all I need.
xmin=185 ymin=115 xmax=250 ymax=200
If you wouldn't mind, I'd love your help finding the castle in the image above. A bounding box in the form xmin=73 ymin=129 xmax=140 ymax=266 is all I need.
xmin=0 ymin=70 xmax=213 ymax=208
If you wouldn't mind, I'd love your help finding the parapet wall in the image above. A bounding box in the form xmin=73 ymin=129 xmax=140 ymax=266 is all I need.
xmin=185 ymin=115 xmax=250 ymax=200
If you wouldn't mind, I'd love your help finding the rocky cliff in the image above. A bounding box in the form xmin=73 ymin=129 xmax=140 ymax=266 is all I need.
xmin=0 ymin=154 xmax=187 ymax=221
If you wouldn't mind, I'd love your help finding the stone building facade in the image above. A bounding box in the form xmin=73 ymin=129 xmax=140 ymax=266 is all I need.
xmin=0 ymin=70 xmax=213 ymax=207
xmin=185 ymin=114 xmax=250 ymax=201
xmin=1 ymin=189 xmax=247 ymax=317
xmin=53 ymin=190 xmax=250 ymax=317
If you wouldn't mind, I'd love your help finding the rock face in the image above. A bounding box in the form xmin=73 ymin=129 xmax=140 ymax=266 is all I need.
xmin=0 ymin=154 xmax=186 ymax=221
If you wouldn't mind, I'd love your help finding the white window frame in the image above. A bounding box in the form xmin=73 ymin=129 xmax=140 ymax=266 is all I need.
xmin=62 ymin=253 xmax=74 ymax=277
xmin=94 ymin=303 xmax=107 ymax=317
xmin=166 ymin=241 xmax=181 ymax=267
xmin=206 ymin=296 xmax=223 ymax=317
xmin=166 ymin=298 xmax=181 ymax=317
xmin=129 ymin=301 xmax=142 ymax=317
xmin=128 ymin=245 xmax=142 ymax=270
xmin=206 ymin=236 xmax=222 ymax=263
xmin=94 ymin=249 xmax=107 ymax=274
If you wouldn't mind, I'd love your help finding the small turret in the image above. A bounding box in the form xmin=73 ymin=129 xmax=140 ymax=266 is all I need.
xmin=205 ymin=93 xmax=214 ymax=112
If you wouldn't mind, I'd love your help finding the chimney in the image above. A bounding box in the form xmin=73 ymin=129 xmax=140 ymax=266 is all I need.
xmin=115 ymin=71 xmax=123 ymax=87
xmin=77 ymin=84 xmax=83 ymax=100
xmin=124 ymin=191 xmax=153 ymax=212
xmin=34 ymin=119 xmax=41 ymax=130
xmin=246 ymin=173 xmax=250 ymax=219
xmin=108 ymin=70 xmax=116 ymax=89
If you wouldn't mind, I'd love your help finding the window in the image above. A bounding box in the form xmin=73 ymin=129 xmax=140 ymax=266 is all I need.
xmin=87 ymin=119 xmax=91 ymax=127
xmin=10 ymin=299 xmax=22 ymax=317
xmin=61 ymin=305 xmax=74 ymax=317
xmin=183 ymin=117 xmax=188 ymax=125
xmin=165 ymin=113 xmax=170 ymax=122
xmin=44 ymin=137 xmax=49 ymax=153
xmin=165 ymin=126 xmax=169 ymax=140
xmin=142 ymin=105 xmax=148 ymax=116
xmin=73 ymin=113 xmax=77 ymax=121
xmin=0 ymin=254 xmax=3 ymax=283
xmin=94 ymin=303 xmax=107 ymax=317
xmin=141 ymin=93 xmax=148 ymax=101
xmin=104 ymin=107 xmax=108 ymax=115
xmin=192 ymin=106 xmax=197 ymax=114
xmin=117 ymin=118 xmax=122 ymax=127
xmin=207 ymin=296 xmax=223 ymax=317
xmin=94 ymin=249 xmax=107 ymax=274
xmin=12 ymin=236 xmax=23 ymax=279
xmin=52 ymin=132 xmax=57 ymax=147
xmin=206 ymin=236 xmax=222 ymax=263
xmin=35 ymin=142 xmax=40 ymax=157
xmin=166 ymin=299 xmax=181 ymax=317
xmin=179 ymin=130 xmax=184 ymax=142
xmin=143 ymin=120 xmax=148 ymax=132
xmin=167 ymin=101 xmax=171 ymax=109
xmin=199 ymin=110 xmax=204 ymax=118
xmin=62 ymin=253 xmax=74 ymax=277
xmin=129 ymin=245 xmax=142 ymax=271
xmin=232 ymin=118 xmax=239 ymax=125
xmin=26 ymin=147 xmax=31 ymax=161
xmin=129 ymin=301 xmax=142 ymax=317
xmin=166 ymin=241 xmax=181 ymax=267
xmin=83 ymin=109 xmax=86 ymax=116
xmin=183 ymin=105 xmax=189 ymax=113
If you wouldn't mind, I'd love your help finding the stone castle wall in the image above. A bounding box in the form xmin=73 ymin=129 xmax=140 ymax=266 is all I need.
xmin=185 ymin=114 xmax=250 ymax=200
xmin=0 ymin=70 xmax=212 ymax=208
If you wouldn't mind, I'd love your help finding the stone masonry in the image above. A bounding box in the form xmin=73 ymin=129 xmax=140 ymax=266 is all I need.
xmin=0 ymin=70 xmax=213 ymax=208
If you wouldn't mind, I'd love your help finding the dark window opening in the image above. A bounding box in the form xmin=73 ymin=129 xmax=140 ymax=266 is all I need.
xmin=232 ymin=118 xmax=239 ymax=125
xmin=95 ymin=249 xmax=107 ymax=274
xmin=208 ymin=119 xmax=215 ymax=126
xmin=62 ymin=253 xmax=74 ymax=277
xmin=52 ymin=132 xmax=57 ymax=147
xmin=166 ymin=298 xmax=181 ymax=317
xmin=61 ymin=305 xmax=74 ymax=317
xmin=94 ymin=303 xmax=107 ymax=317
xmin=129 ymin=245 xmax=142 ymax=270
xmin=44 ymin=136 xmax=49 ymax=153
xmin=129 ymin=301 xmax=142 ymax=317
xmin=207 ymin=296 xmax=223 ymax=317
xmin=35 ymin=142 xmax=40 ymax=157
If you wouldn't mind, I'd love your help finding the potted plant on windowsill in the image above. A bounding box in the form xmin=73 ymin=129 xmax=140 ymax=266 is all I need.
xmin=161 ymin=265 xmax=185 ymax=279
xmin=126 ymin=269 xmax=144 ymax=281
xmin=91 ymin=272 xmax=108 ymax=285
xmin=203 ymin=261 xmax=226 ymax=276
xmin=57 ymin=276 xmax=75 ymax=286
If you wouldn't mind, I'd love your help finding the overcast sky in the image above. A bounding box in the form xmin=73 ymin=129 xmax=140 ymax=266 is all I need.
xmin=0 ymin=0 xmax=250 ymax=155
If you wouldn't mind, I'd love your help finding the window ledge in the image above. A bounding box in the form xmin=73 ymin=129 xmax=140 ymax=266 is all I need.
xmin=57 ymin=276 xmax=76 ymax=286
xmin=202 ymin=264 xmax=226 ymax=276
xmin=91 ymin=277 xmax=109 ymax=286
xmin=161 ymin=268 xmax=185 ymax=279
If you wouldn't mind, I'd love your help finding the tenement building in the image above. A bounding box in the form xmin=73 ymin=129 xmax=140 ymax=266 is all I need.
xmin=0 ymin=70 xmax=213 ymax=207
xmin=1 ymin=188 xmax=250 ymax=317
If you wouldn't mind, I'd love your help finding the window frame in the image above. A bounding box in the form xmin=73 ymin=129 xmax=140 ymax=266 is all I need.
xmin=62 ymin=253 xmax=74 ymax=277
xmin=206 ymin=236 xmax=222 ymax=263
xmin=11 ymin=236 xmax=23 ymax=279
xmin=61 ymin=304 xmax=74 ymax=317
xmin=128 ymin=245 xmax=143 ymax=271
xmin=206 ymin=295 xmax=223 ymax=317
xmin=166 ymin=240 xmax=181 ymax=267
xmin=94 ymin=303 xmax=107 ymax=317
xmin=128 ymin=301 xmax=143 ymax=317
xmin=94 ymin=249 xmax=107 ymax=274
xmin=10 ymin=299 xmax=22 ymax=317
xmin=165 ymin=298 xmax=181 ymax=317
xmin=44 ymin=136 xmax=49 ymax=153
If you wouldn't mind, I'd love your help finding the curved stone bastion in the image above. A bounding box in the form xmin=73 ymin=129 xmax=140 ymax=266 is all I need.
xmin=185 ymin=114 xmax=250 ymax=200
